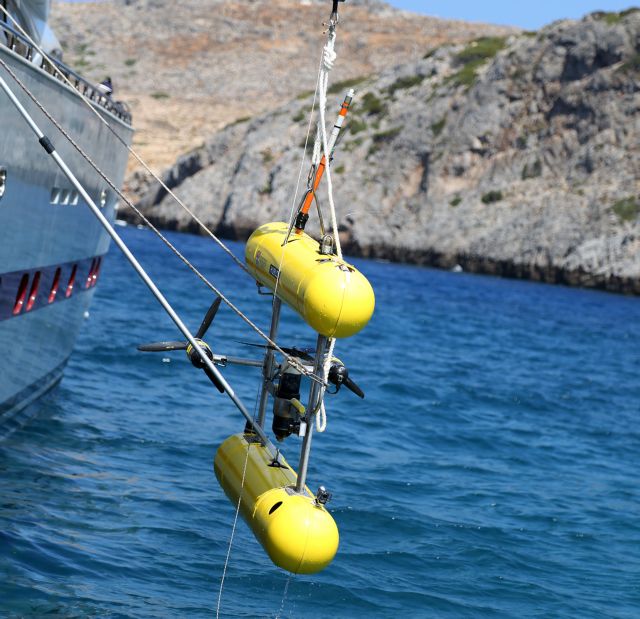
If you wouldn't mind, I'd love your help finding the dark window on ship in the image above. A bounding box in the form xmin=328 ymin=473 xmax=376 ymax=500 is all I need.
xmin=48 ymin=267 xmax=61 ymax=303
xmin=93 ymin=257 xmax=102 ymax=286
xmin=0 ymin=167 xmax=6 ymax=200
xmin=85 ymin=259 xmax=96 ymax=289
xmin=25 ymin=271 xmax=40 ymax=312
xmin=65 ymin=265 xmax=77 ymax=298
xmin=12 ymin=273 xmax=29 ymax=315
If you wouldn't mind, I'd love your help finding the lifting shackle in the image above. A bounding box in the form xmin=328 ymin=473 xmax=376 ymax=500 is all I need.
xmin=330 ymin=0 xmax=346 ymax=24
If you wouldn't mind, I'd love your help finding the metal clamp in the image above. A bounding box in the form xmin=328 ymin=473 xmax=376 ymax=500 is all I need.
xmin=315 ymin=485 xmax=332 ymax=505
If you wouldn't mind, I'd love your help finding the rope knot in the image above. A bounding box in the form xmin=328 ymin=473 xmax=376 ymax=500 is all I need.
xmin=322 ymin=44 xmax=337 ymax=72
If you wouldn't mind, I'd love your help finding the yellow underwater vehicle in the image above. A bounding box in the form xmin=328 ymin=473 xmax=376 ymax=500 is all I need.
xmin=211 ymin=0 xmax=374 ymax=574
xmin=215 ymin=216 xmax=374 ymax=573
xmin=140 ymin=0 xmax=373 ymax=573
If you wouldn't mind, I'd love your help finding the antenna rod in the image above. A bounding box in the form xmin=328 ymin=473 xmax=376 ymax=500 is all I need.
xmin=294 ymin=89 xmax=353 ymax=234
xmin=0 ymin=70 xmax=274 ymax=450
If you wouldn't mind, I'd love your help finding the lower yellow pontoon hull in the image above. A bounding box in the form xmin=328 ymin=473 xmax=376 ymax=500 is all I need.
xmin=214 ymin=433 xmax=339 ymax=574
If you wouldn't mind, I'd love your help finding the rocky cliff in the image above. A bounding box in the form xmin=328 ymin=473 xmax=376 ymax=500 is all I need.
xmin=51 ymin=0 xmax=512 ymax=173
xmin=130 ymin=9 xmax=640 ymax=294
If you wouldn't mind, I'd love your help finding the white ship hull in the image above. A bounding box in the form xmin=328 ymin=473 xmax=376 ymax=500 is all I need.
xmin=0 ymin=36 xmax=133 ymax=436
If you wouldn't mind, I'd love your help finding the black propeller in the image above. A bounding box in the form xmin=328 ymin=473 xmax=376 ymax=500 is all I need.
xmin=196 ymin=296 xmax=222 ymax=339
xmin=137 ymin=297 xmax=225 ymax=393
xmin=137 ymin=340 xmax=188 ymax=353
xmin=328 ymin=362 xmax=364 ymax=399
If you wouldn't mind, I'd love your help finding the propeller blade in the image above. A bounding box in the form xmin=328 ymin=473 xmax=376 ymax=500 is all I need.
xmin=236 ymin=340 xmax=269 ymax=349
xmin=343 ymin=376 xmax=365 ymax=399
xmin=281 ymin=346 xmax=316 ymax=363
xmin=196 ymin=297 xmax=222 ymax=339
xmin=237 ymin=341 xmax=316 ymax=362
xmin=203 ymin=364 xmax=225 ymax=393
xmin=138 ymin=341 xmax=188 ymax=352
xmin=328 ymin=362 xmax=365 ymax=398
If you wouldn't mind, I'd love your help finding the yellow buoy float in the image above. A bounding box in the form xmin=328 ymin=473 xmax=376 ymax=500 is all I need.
xmin=214 ymin=433 xmax=339 ymax=574
xmin=245 ymin=222 xmax=375 ymax=338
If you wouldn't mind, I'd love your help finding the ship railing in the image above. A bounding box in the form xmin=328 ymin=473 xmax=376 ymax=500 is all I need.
xmin=0 ymin=21 xmax=132 ymax=124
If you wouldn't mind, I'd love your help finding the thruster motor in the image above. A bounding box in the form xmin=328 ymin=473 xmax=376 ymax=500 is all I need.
xmin=272 ymin=361 xmax=305 ymax=441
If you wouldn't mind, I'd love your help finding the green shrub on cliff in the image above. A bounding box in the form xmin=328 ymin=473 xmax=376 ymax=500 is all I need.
xmin=619 ymin=53 xmax=640 ymax=74
xmin=522 ymin=159 xmax=542 ymax=180
xmin=386 ymin=74 xmax=425 ymax=95
xmin=328 ymin=75 xmax=370 ymax=95
xmin=612 ymin=197 xmax=640 ymax=222
xmin=230 ymin=116 xmax=250 ymax=126
xmin=446 ymin=36 xmax=506 ymax=88
xmin=431 ymin=116 xmax=447 ymax=137
xmin=423 ymin=46 xmax=440 ymax=60
xmin=348 ymin=117 xmax=368 ymax=134
xmin=592 ymin=8 xmax=640 ymax=25
xmin=367 ymin=126 xmax=403 ymax=158
xmin=456 ymin=37 xmax=507 ymax=64
xmin=292 ymin=107 xmax=310 ymax=122
xmin=344 ymin=137 xmax=363 ymax=152
xmin=481 ymin=190 xmax=504 ymax=204
xmin=360 ymin=92 xmax=387 ymax=116
xmin=258 ymin=176 xmax=273 ymax=195
xmin=372 ymin=126 xmax=403 ymax=143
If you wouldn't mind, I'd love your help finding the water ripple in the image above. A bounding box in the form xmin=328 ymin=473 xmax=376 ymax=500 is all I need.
xmin=1 ymin=229 xmax=639 ymax=617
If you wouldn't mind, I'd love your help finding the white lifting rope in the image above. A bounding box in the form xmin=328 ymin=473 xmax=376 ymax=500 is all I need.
xmin=314 ymin=24 xmax=341 ymax=433
xmin=314 ymin=27 xmax=342 ymax=261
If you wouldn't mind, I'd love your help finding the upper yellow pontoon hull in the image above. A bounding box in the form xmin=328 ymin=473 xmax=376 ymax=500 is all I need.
xmin=245 ymin=222 xmax=375 ymax=338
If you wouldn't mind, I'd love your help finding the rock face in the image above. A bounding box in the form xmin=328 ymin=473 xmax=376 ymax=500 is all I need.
xmin=133 ymin=10 xmax=640 ymax=293
xmin=51 ymin=0 xmax=512 ymax=173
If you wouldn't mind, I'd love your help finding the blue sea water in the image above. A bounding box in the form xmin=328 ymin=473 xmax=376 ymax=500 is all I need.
xmin=1 ymin=227 xmax=639 ymax=618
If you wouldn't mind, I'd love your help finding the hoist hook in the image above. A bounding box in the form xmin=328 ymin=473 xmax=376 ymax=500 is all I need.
xmin=329 ymin=0 xmax=345 ymax=25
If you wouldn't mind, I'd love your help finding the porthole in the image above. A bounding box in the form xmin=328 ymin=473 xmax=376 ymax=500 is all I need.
xmin=99 ymin=189 xmax=108 ymax=208
xmin=13 ymin=274 xmax=29 ymax=315
xmin=65 ymin=265 xmax=77 ymax=298
xmin=25 ymin=271 xmax=41 ymax=312
xmin=0 ymin=167 xmax=6 ymax=200
xmin=268 ymin=501 xmax=283 ymax=515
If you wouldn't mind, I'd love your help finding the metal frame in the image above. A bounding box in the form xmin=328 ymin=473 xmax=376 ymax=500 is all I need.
xmin=250 ymin=288 xmax=329 ymax=493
